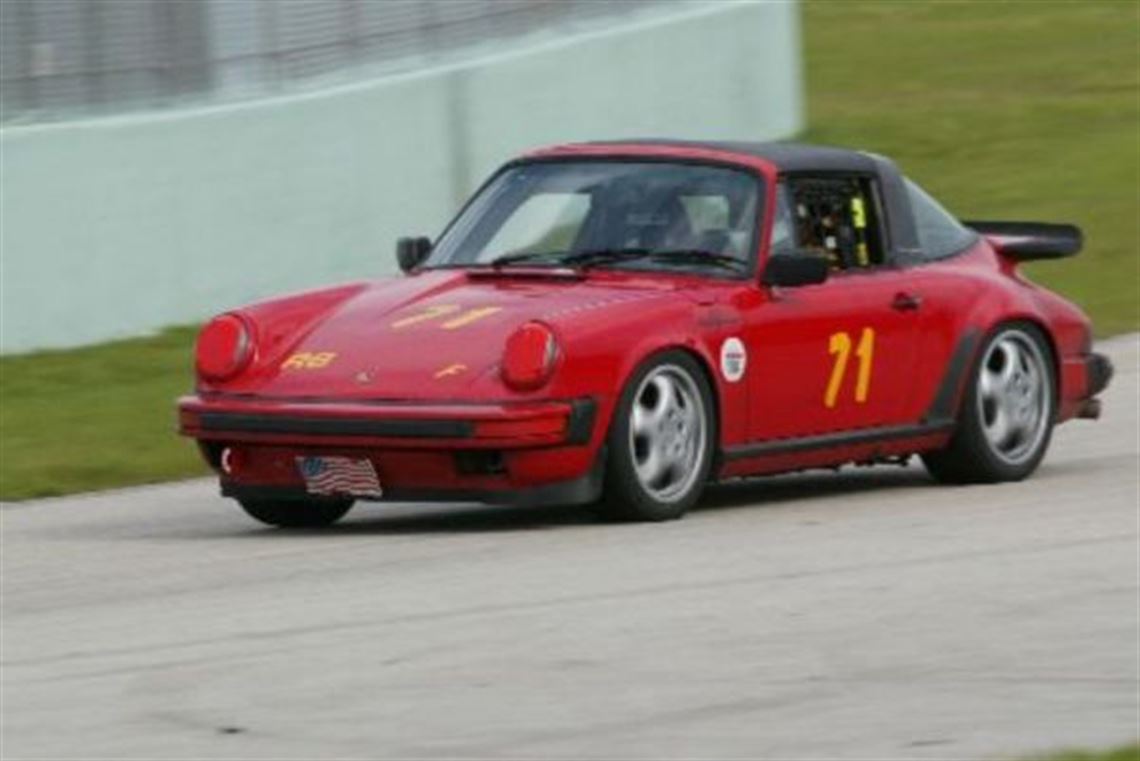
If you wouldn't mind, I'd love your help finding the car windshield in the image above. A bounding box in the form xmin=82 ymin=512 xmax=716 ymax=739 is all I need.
xmin=422 ymin=161 xmax=763 ymax=276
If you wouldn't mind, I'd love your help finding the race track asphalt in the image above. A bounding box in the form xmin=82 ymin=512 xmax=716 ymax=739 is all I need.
xmin=3 ymin=337 xmax=1137 ymax=760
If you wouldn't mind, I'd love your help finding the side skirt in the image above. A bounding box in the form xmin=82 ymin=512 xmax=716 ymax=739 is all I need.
xmin=716 ymin=420 xmax=955 ymax=479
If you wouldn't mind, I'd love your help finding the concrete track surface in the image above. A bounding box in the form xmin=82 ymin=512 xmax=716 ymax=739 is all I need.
xmin=3 ymin=337 xmax=1138 ymax=760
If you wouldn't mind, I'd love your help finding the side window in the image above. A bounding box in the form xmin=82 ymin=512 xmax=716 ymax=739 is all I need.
xmin=905 ymin=179 xmax=978 ymax=260
xmin=784 ymin=176 xmax=886 ymax=271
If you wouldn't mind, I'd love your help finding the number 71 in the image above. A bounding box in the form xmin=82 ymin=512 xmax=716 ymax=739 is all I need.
xmin=825 ymin=328 xmax=875 ymax=408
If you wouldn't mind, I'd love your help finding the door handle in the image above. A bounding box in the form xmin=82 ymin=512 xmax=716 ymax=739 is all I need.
xmin=892 ymin=291 xmax=923 ymax=311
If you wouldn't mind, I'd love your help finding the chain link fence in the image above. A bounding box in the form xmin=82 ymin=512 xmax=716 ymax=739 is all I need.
xmin=0 ymin=0 xmax=671 ymax=124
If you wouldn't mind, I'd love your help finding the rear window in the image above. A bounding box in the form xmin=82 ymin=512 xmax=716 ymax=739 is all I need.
xmin=905 ymin=179 xmax=978 ymax=260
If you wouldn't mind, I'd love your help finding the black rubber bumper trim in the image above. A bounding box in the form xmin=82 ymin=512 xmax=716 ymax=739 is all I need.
xmin=200 ymin=412 xmax=473 ymax=439
xmin=1086 ymin=352 xmax=1113 ymax=397
xmin=720 ymin=421 xmax=955 ymax=462
xmin=565 ymin=398 xmax=598 ymax=445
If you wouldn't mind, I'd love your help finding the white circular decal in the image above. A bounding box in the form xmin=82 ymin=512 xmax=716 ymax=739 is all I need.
xmin=720 ymin=337 xmax=747 ymax=383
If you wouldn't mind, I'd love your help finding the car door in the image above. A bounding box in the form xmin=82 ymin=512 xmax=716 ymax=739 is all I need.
xmin=746 ymin=177 xmax=924 ymax=441
xmin=888 ymin=177 xmax=994 ymax=425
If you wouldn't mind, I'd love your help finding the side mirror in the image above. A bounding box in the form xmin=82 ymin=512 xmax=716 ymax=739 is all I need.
xmin=396 ymin=236 xmax=432 ymax=273
xmin=761 ymin=252 xmax=830 ymax=287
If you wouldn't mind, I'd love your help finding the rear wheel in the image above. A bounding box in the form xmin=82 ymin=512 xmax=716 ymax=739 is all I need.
xmin=239 ymin=498 xmax=354 ymax=528
xmin=594 ymin=351 xmax=716 ymax=521
xmin=923 ymin=323 xmax=1055 ymax=484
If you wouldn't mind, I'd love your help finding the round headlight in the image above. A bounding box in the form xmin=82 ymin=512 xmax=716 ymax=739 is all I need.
xmin=501 ymin=322 xmax=559 ymax=391
xmin=196 ymin=313 xmax=254 ymax=381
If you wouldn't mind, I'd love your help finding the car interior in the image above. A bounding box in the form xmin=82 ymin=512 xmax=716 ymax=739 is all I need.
xmin=773 ymin=177 xmax=885 ymax=270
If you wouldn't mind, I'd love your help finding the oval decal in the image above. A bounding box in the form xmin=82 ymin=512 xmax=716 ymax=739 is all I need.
xmin=720 ymin=337 xmax=747 ymax=383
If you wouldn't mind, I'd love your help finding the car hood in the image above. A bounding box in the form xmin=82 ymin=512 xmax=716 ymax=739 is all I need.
xmin=223 ymin=270 xmax=681 ymax=400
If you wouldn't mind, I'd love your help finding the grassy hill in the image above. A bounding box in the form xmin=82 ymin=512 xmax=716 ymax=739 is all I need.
xmin=802 ymin=1 xmax=1139 ymax=335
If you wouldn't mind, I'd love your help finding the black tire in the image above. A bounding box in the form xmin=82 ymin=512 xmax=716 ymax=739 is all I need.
xmin=923 ymin=322 xmax=1056 ymax=484
xmin=238 ymin=498 xmax=354 ymax=528
xmin=593 ymin=350 xmax=717 ymax=521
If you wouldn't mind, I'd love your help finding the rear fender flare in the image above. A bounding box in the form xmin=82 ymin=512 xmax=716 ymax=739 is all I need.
xmin=927 ymin=316 xmax=1059 ymax=425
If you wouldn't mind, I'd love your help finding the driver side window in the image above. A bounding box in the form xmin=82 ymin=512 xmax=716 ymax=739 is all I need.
xmin=770 ymin=177 xmax=886 ymax=271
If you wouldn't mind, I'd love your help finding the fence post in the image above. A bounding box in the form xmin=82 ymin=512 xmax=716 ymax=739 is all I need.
xmin=82 ymin=0 xmax=105 ymax=110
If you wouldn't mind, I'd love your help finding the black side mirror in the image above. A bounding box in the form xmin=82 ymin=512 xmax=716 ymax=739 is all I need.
xmin=396 ymin=236 xmax=432 ymax=273
xmin=761 ymin=252 xmax=830 ymax=287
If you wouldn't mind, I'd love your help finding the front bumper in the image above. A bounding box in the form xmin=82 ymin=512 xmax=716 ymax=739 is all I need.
xmin=177 ymin=394 xmax=602 ymax=504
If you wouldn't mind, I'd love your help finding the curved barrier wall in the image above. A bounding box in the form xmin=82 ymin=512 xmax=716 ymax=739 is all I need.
xmin=0 ymin=1 xmax=801 ymax=353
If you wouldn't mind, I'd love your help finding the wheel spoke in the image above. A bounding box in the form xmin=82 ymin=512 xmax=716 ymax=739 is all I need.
xmin=651 ymin=375 xmax=676 ymax=422
xmin=679 ymin=437 xmax=696 ymax=469
xmin=631 ymin=404 xmax=652 ymax=436
xmin=980 ymin=367 xmax=1002 ymax=400
xmin=635 ymin=444 xmax=666 ymax=485
xmin=678 ymin=399 xmax=698 ymax=431
xmin=998 ymin=339 xmax=1021 ymax=387
xmin=1021 ymin=403 xmax=1039 ymax=439
xmin=1023 ymin=359 xmax=1041 ymax=399
xmin=986 ymin=406 xmax=1012 ymax=447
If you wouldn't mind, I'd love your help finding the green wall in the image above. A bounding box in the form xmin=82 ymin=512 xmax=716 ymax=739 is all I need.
xmin=0 ymin=1 xmax=802 ymax=353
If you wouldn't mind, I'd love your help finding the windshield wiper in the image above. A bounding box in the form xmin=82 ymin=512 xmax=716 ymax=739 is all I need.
xmin=644 ymin=249 xmax=746 ymax=272
xmin=489 ymin=248 xmax=746 ymax=272
xmin=560 ymin=248 xmax=745 ymax=272
xmin=558 ymin=248 xmax=654 ymax=267
xmin=488 ymin=251 xmax=567 ymax=268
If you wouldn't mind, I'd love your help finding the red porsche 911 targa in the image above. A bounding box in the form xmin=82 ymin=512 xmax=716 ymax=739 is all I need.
xmin=178 ymin=141 xmax=1112 ymax=526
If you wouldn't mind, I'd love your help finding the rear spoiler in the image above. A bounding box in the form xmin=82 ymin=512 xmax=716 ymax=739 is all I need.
xmin=964 ymin=220 xmax=1082 ymax=261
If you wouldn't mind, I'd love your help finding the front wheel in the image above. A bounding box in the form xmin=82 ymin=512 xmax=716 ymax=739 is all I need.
xmin=594 ymin=351 xmax=716 ymax=521
xmin=239 ymin=498 xmax=354 ymax=528
xmin=923 ymin=323 xmax=1055 ymax=484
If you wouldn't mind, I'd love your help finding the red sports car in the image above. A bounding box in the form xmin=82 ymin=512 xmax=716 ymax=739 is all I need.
xmin=178 ymin=140 xmax=1112 ymax=527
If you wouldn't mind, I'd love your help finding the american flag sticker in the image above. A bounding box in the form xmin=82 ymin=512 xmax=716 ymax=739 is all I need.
xmin=296 ymin=456 xmax=383 ymax=498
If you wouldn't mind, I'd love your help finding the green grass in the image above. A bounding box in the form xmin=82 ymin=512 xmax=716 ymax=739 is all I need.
xmin=1028 ymin=744 xmax=1140 ymax=761
xmin=0 ymin=327 xmax=205 ymax=500
xmin=1 ymin=2 xmax=1137 ymax=500
xmin=802 ymin=0 xmax=1140 ymax=336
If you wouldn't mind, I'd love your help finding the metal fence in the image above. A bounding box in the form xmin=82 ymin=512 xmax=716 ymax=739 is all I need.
xmin=0 ymin=0 xmax=671 ymax=124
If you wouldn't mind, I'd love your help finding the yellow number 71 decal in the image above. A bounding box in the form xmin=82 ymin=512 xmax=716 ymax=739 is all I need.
xmin=390 ymin=304 xmax=502 ymax=330
xmin=281 ymin=351 xmax=337 ymax=370
xmin=825 ymin=327 xmax=875 ymax=408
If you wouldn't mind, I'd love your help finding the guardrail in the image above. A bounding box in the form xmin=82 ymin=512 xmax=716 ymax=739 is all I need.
xmin=1 ymin=0 xmax=668 ymax=124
